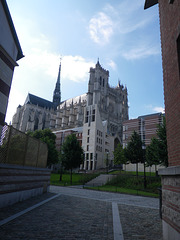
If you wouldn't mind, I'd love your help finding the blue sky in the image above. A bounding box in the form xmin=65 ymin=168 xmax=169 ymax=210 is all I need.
xmin=6 ymin=0 xmax=164 ymax=123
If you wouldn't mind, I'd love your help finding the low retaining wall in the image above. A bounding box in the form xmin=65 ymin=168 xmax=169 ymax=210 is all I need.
xmin=0 ymin=163 xmax=51 ymax=208
xmin=159 ymin=166 xmax=180 ymax=240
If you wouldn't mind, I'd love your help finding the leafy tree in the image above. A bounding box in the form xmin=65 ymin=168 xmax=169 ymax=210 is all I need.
xmin=157 ymin=116 xmax=168 ymax=167
xmin=113 ymin=143 xmax=128 ymax=170
xmin=61 ymin=134 xmax=83 ymax=184
xmin=146 ymin=137 xmax=160 ymax=172
xmin=126 ymin=131 xmax=143 ymax=176
xmin=27 ymin=129 xmax=58 ymax=166
xmin=146 ymin=116 xmax=168 ymax=168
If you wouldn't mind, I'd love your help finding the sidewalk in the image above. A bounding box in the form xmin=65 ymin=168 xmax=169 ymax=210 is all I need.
xmin=0 ymin=186 xmax=162 ymax=240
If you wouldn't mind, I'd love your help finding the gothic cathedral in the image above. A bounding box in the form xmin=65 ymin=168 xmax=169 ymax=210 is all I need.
xmin=12 ymin=60 xmax=129 ymax=142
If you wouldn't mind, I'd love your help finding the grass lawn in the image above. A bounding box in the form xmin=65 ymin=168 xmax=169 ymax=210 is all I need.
xmin=85 ymin=171 xmax=161 ymax=198
xmin=110 ymin=170 xmax=157 ymax=177
xmin=51 ymin=171 xmax=161 ymax=198
xmin=50 ymin=172 xmax=99 ymax=186
xmin=86 ymin=185 xmax=159 ymax=198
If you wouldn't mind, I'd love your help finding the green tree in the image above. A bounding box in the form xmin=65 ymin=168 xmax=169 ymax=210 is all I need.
xmin=113 ymin=143 xmax=128 ymax=170
xmin=126 ymin=131 xmax=143 ymax=176
xmin=27 ymin=129 xmax=58 ymax=166
xmin=61 ymin=134 xmax=83 ymax=184
xmin=146 ymin=116 xmax=168 ymax=168
xmin=146 ymin=137 xmax=160 ymax=172
xmin=157 ymin=116 xmax=168 ymax=167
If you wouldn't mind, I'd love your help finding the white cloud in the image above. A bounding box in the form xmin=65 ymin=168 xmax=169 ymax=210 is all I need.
xmin=145 ymin=104 xmax=165 ymax=114
xmin=107 ymin=60 xmax=117 ymax=70
xmin=153 ymin=106 xmax=165 ymax=113
xmin=122 ymin=45 xmax=160 ymax=60
xmin=61 ymin=56 xmax=94 ymax=82
xmin=88 ymin=0 xmax=159 ymax=60
xmin=89 ymin=12 xmax=113 ymax=45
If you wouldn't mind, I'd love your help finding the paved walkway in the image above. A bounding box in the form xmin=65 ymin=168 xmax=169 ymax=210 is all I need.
xmin=0 ymin=186 xmax=162 ymax=240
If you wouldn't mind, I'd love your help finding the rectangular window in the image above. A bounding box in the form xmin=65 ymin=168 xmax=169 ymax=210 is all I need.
xmin=177 ymin=34 xmax=180 ymax=78
xmin=87 ymin=145 xmax=89 ymax=151
xmin=88 ymin=129 xmax=90 ymax=135
xmin=90 ymin=153 xmax=93 ymax=159
xmin=87 ymin=137 xmax=89 ymax=143
xmin=86 ymin=153 xmax=89 ymax=160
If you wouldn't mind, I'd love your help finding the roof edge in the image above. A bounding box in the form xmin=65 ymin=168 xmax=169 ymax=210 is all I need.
xmin=144 ymin=0 xmax=158 ymax=9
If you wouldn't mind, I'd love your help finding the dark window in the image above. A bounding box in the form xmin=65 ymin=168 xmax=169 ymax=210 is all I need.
xmin=103 ymin=79 xmax=105 ymax=87
xmin=177 ymin=34 xmax=180 ymax=77
xmin=100 ymin=76 xmax=102 ymax=85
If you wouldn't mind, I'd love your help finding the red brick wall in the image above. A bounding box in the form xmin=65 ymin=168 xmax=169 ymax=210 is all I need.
xmin=159 ymin=0 xmax=180 ymax=166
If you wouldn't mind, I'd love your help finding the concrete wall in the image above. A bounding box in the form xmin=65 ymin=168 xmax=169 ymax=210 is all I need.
xmin=124 ymin=163 xmax=164 ymax=173
xmin=0 ymin=163 xmax=51 ymax=208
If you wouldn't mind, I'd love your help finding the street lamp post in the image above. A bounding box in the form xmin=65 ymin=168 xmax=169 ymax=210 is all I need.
xmin=142 ymin=145 xmax=147 ymax=189
xmin=106 ymin=151 xmax=109 ymax=174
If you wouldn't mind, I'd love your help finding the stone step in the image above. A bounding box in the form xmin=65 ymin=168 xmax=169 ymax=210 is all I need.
xmin=85 ymin=174 xmax=116 ymax=187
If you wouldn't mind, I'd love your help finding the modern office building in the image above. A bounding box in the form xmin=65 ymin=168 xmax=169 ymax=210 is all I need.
xmin=0 ymin=0 xmax=23 ymax=135
xmin=123 ymin=113 xmax=164 ymax=148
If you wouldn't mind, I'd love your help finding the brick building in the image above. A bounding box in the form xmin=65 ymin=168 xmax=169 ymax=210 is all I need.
xmin=123 ymin=113 xmax=164 ymax=173
xmin=0 ymin=0 xmax=23 ymax=135
xmin=145 ymin=0 xmax=180 ymax=239
xmin=123 ymin=113 xmax=164 ymax=148
xmin=53 ymin=127 xmax=83 ymax=152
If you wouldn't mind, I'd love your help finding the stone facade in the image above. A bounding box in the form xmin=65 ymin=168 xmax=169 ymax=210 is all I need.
xmin=145 ymin=0 xmax=180 ymax=239
xmin=82 ymin=104 xmax=114 ymax=170
xmin=12 ymin=60 xmax=128 ymax=141
xmin=12 ymin=60 xmax=128 ymax=170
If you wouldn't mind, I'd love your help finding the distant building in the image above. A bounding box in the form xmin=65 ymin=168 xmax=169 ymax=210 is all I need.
xmin=12 ymin=60 xmax=129 ymax=170
xmin=145 ymin=0 xmax=180 ymax=239
xmin=122 ymin=113 xmax=164 ymax=173
xmin=0 ymin=0 xmax=23 ymax=135
xmin=53 ymin=105 xmax=114 ymax=171
xmin=123 ymin=113 xmax=164 ymax=148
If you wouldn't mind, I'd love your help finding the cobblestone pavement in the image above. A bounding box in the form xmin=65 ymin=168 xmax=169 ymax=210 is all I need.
xmin=0 ymin=186 xmax=162 ymax=240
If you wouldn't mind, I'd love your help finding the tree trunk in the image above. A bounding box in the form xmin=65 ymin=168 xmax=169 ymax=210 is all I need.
xmin=59 ymin=172 xmax=62 ymax=182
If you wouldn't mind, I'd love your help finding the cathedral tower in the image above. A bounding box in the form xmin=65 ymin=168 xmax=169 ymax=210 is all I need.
xmin=53 ymin=61 xmax=61 ymax=108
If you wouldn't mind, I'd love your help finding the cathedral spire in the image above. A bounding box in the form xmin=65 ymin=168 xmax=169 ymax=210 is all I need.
xmin=53 ymin=59 xmax=61 ymax=109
